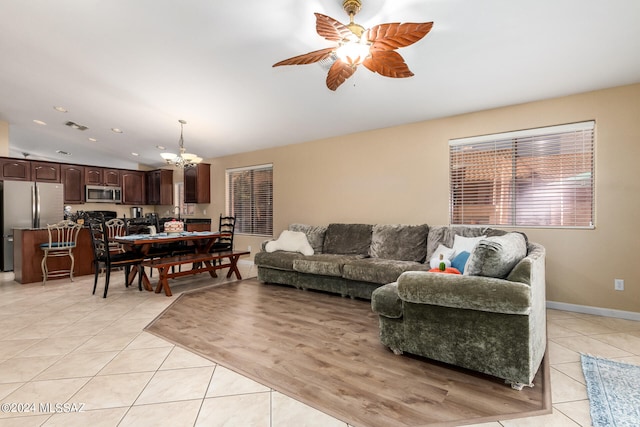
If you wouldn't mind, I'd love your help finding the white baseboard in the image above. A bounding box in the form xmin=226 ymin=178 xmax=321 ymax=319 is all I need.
xmin=547 ymin=301 xmax=640 ymax=322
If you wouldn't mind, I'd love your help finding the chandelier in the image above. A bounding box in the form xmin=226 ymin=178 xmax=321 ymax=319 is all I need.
xmin=160 ymin=120 xmax=202 ymax=168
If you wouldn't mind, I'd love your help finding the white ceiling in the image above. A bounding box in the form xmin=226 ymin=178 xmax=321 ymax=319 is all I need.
xmin=1 ymin=0 xmax=639 ymax=170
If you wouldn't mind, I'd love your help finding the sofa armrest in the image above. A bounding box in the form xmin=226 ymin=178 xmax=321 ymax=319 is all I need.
xmin=371 ymin=282 xmax=403 ymax=318
xmin=397 ymin=271 xmax=532 ymax=315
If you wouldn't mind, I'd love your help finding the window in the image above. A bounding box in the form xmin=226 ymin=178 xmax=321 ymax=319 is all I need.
xmin=449 ymin=121 xmax=594 ymax=228
xmin=226 ymin=164 xmax=273 ymax=236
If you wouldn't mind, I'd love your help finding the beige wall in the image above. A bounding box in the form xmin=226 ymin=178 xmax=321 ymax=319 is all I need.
xmin=210 ymin=83 xmax=640 ymax=314
xmin=0 ymin=121 xmax=9 ymax=157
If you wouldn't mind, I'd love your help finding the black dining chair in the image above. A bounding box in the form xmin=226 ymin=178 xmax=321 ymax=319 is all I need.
xmin=210 ymin=215 xmax=236 ymax=264
xmin=88 ymin=218 xmax=146 ymax=298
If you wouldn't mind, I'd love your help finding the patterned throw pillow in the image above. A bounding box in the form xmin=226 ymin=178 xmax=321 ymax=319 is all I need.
xmin=464 ymin=233 xmax=527 ymax=279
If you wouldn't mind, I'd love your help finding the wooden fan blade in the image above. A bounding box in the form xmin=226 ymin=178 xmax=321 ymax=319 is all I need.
xmin=366 ymin=22 xmax=433 ymax=51
xmin=326 ymin=60 xmax=357 ymax=91
xmin=362 ymin=50 xmax=414 ymax=78
xmin=273 ymin=47 xmax=335 ymax=67
xmin=314 ymin=13 xmax=352 ymax=42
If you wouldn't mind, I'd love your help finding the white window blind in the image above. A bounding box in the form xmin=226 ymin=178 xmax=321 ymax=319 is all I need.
xmin=226 ymin=164 xmax=273 ymax=236
xmin=449 ymin=121 xmax=594 ymax=228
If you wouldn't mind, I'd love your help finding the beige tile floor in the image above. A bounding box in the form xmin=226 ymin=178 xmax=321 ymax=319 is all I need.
xmin=0 ymin=265 xmax=639 ymax=427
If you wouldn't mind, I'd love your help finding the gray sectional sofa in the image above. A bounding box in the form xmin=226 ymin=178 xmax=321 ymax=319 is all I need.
xmin=255 ymin=223 xmax=512 ymax=299
xmin=255 ymin=222 xmax=547 ymax=389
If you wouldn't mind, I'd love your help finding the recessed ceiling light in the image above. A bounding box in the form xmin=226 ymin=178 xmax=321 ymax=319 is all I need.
xmin=111 ymin=128 xmax=123 ymax=133
xmin=53 ymin=106 xmax=68 ymax=113
xmin=88 ymin=137 xmax=98 ymax=142
xmin=131 ymin=152 xmax=139 ymax=156
xmin=156 ymin=145 xmax=166 ymax=150
xmin=56 ymin=150 xmax=72 ymax=156
xmin=33 ymin=119 xmax=47 ymax=125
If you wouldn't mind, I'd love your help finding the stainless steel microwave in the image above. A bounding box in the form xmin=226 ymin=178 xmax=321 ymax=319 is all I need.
xmin=85 ymin=185 xmax=122 ymax=203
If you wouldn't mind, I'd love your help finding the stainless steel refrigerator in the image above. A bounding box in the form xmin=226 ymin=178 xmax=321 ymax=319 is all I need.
xmin=1 ymin=181 xmax=64 ymax=271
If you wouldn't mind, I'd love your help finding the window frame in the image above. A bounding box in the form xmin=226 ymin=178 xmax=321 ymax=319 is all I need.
xmin=449 ymin=121 xmax=595 ymax=229
xmin=225 ymin=163 xmax=273 ymax=237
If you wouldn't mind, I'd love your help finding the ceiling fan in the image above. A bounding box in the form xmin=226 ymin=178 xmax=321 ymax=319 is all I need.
xmin=273 ymin=0 xmax=433 ymax=91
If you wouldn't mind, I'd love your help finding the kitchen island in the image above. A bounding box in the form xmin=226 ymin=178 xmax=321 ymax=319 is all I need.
xmin=13 ymin=227 xmax=94 ymax=284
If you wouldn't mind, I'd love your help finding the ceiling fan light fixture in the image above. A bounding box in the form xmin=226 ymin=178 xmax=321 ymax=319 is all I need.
xmin=273 ymin=0 xmax=433 ymax=91
xmin=336 ymin=39 xmax=370 ymax=65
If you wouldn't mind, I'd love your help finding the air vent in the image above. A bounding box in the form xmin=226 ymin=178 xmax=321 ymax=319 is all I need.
xmin=65 ymin=121 xmax=88 ymax=131
xmin=56 ymin=150 xmax=72 ymax=156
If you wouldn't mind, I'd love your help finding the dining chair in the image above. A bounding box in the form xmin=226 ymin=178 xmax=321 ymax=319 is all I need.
xmin=105 ymin=218 xmax=126 ymax=253
xmin=210 ymin=215 xmax=236 ymax=263
xmin=40 ymin=220 xmax=82 ymax=285
xmin=88 ymin=218 xmax=145 ymax=298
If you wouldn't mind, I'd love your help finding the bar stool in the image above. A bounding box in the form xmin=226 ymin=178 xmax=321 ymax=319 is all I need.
xmin=40 ymin=220 xmax=82 ymax=285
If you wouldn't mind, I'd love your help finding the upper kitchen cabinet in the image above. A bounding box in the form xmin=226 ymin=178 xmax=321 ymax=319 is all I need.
xmin=120 ymin=170 xmax=145 ymax=205
xmin=184 ymin=163 xmax=210 ymax=204
xmin=146 ymin=169 xmax=173 ymax=205
xmin=61 ymin=164 xmax=85 ymax=204
xmin=31 ymin=161 xmax=61 ymax=183
xmin=85 ymin=166 xmax=121 ymax=186
xmin=0 ymin=158 xmax=31 ymax=181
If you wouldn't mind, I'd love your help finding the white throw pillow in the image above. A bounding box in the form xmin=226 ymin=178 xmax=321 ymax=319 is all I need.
xmin=265 ymin=230 xmax=314 ymax=256
xmin=452 ymin=234 xmax=486 ymax=257
xmin=428 ymin=244 xmax=455 ymax=269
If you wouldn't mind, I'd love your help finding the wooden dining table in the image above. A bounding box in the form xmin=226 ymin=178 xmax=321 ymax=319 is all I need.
xmin=114 ymin=231 xmax=230 ymax=293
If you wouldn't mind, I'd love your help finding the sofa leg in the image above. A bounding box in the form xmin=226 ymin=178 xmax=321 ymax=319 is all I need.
xmin=391 ymin=347 xmax=403 ymax=355
xmin=507 ymin=381 xmax=533 ymax=391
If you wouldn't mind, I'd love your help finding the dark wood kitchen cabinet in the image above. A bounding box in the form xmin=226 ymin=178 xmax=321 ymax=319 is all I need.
xmin=31 ymin=161 xmax=61 ymax=183
xmin=85 ymin=166 xmax=120 ymax=186
xmin=184 ymin=163 xmax=210 ymax=204
xmin=61 ymin=164 xmax=85 ymax=204
xmin=0 ymin=158 xmax=31 ymax=181
xmin=146 ymin=169 xmax=173 ymax=205
xmin=120 ymin=170 xmax=145 ymax=205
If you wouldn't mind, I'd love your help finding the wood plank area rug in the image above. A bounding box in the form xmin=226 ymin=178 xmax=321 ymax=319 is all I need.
xmin=145 ymin=279 xmax=551 ymax=427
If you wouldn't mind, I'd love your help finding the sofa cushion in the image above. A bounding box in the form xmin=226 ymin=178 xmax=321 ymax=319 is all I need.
xmin=465 ymin=233 xmax=527 ymax=279
xmin=254 ymin=250 xmax=305 ymax=270
xmin=288 ymin=224 xmax=327 ymax=254
xmin=293 ymin=254 xmax=362 ymax=277
xmin=397 ymin=271 xmax=532 ymax=315
xmin=369 ymin=224 xmax=429 ymax=262
xmin=322 ymin=223 xmax=373 ymax=255
xmin=426 ymin=226 xmax=487 ymax=260
xmin=266 ymin=230 xmax=314 ymax=256
xmin=343 ymin=258 xmax=430 ymax=285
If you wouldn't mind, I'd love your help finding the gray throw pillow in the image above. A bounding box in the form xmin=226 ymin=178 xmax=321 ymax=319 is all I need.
xmin=369 ymin=224 xmax=429 ymax=262
xmin=322 ymin=223 xmax=373 ymax=255
xmin=464 ymin=232 xmax=527 ymax=279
